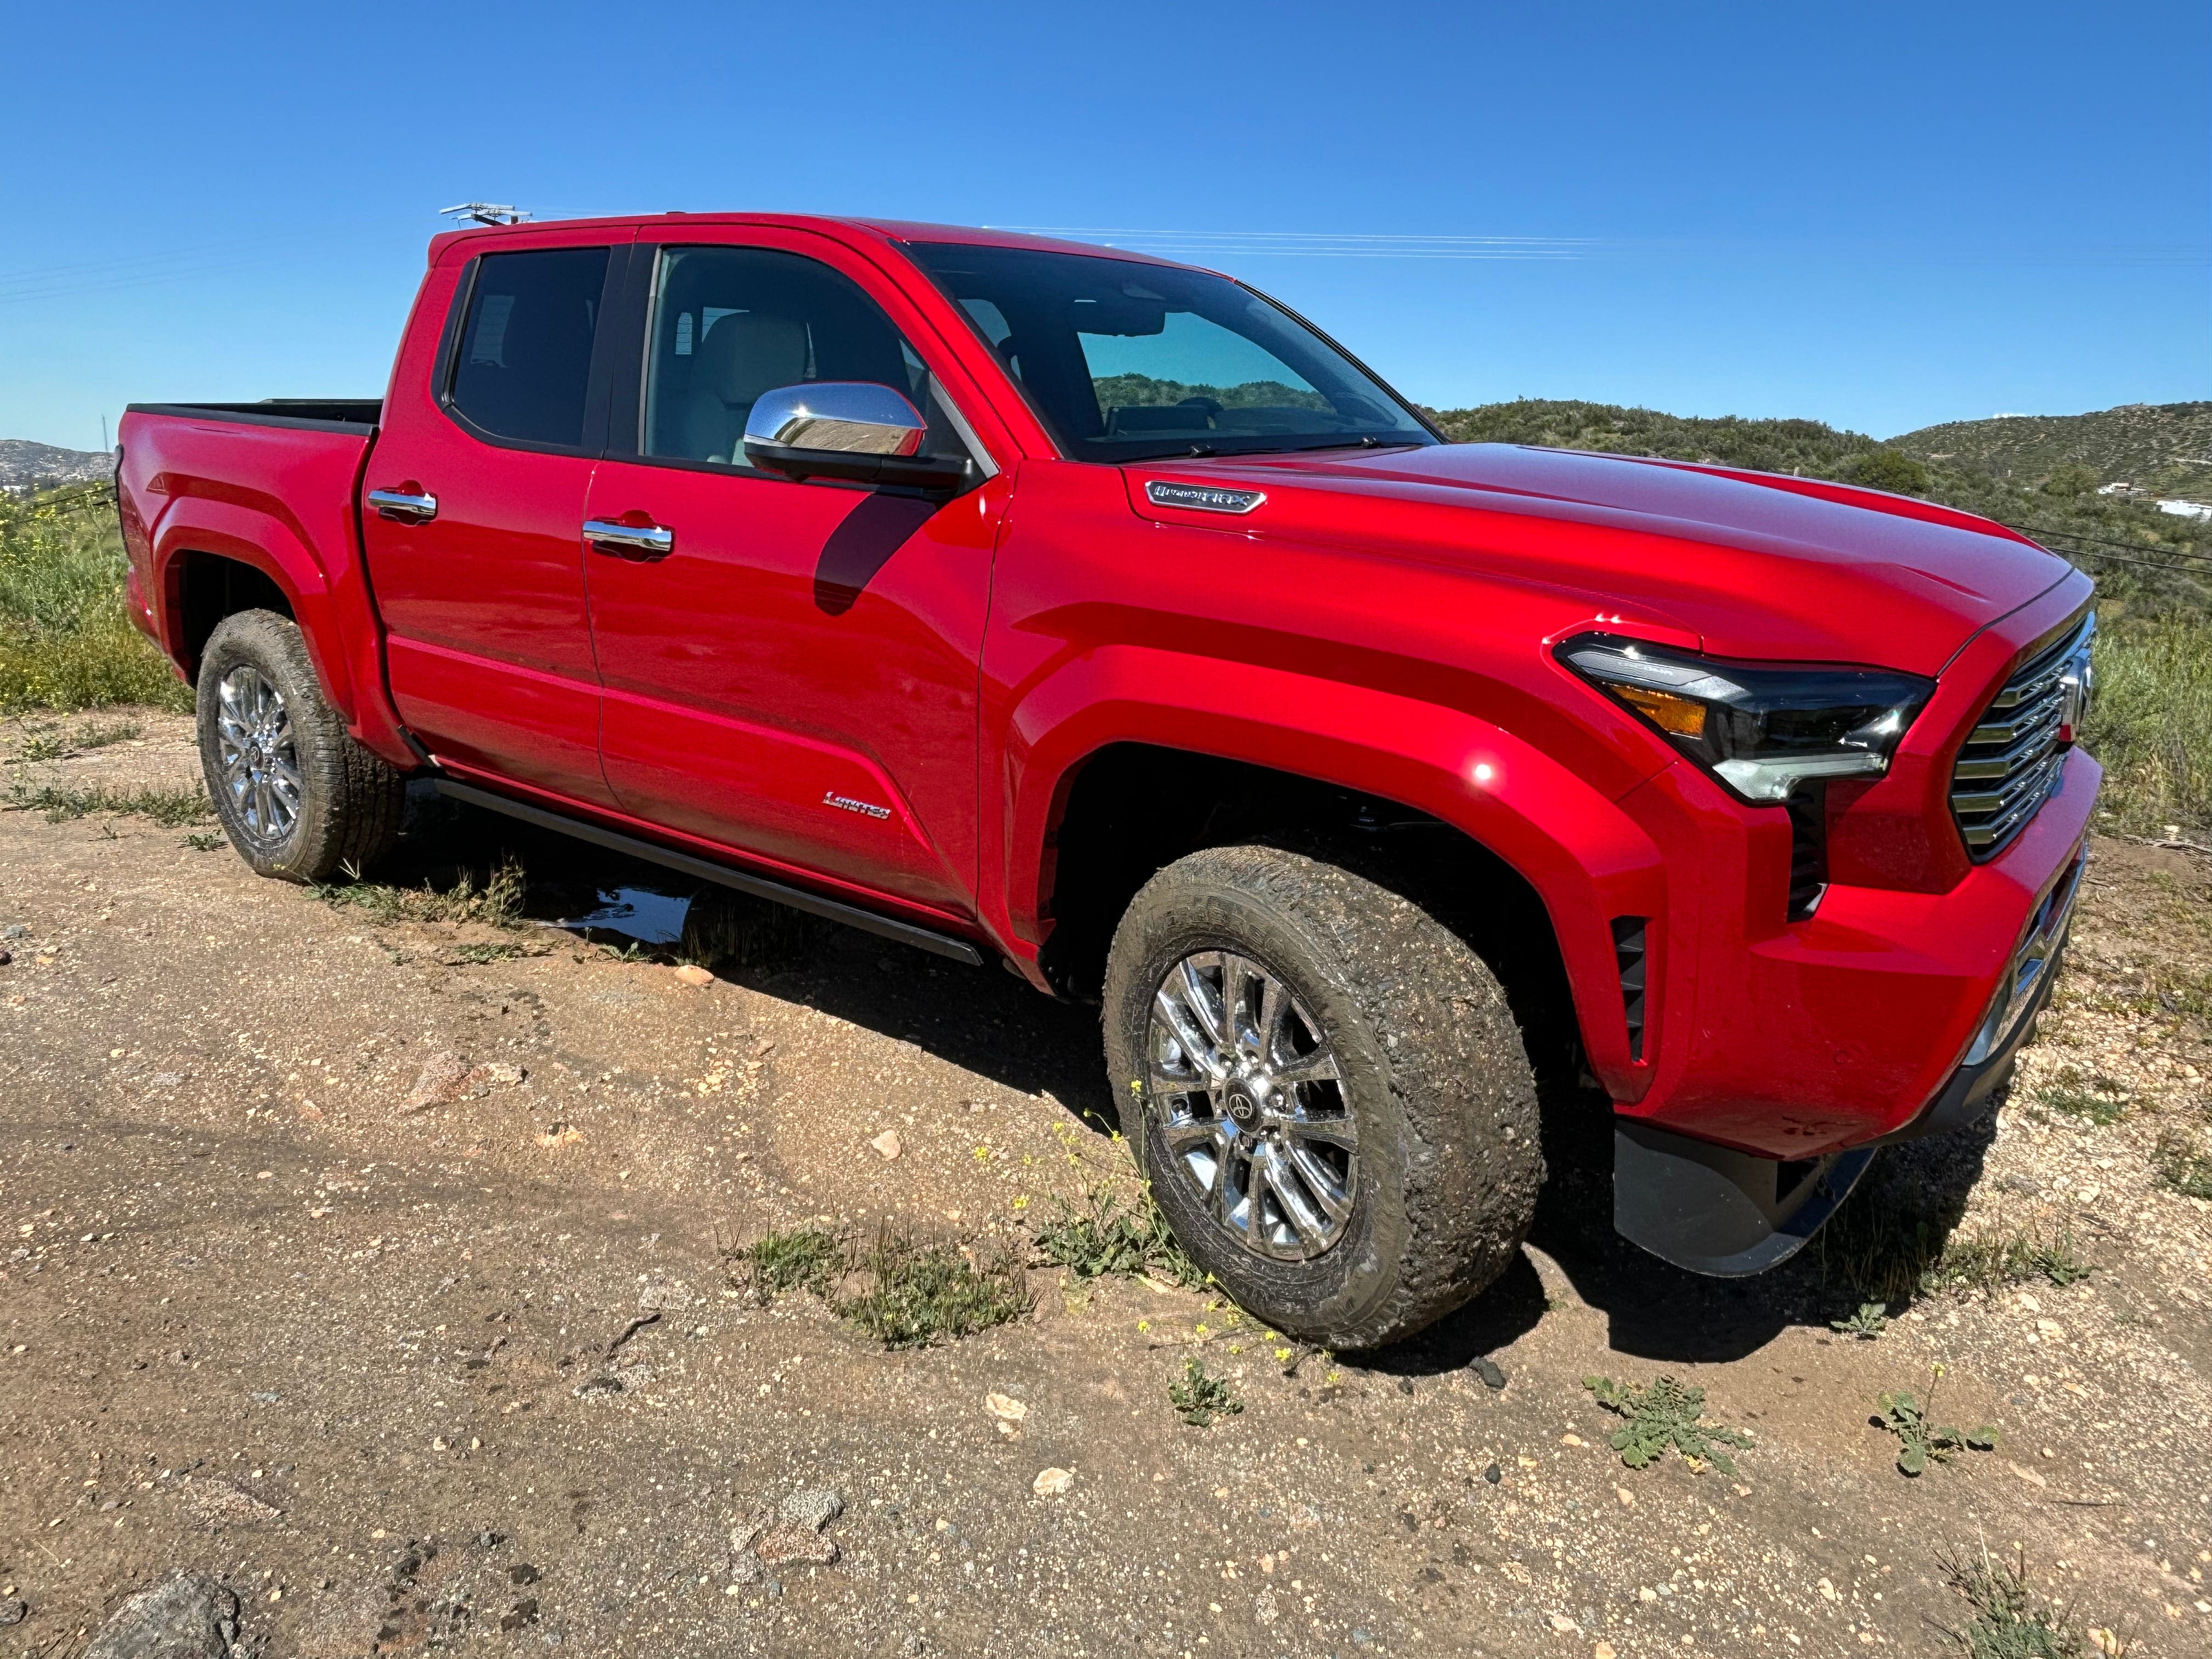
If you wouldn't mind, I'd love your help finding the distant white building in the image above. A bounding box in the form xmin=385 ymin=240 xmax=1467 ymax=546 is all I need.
xmin=2157 ymin=499 xmax=2212 ymax=521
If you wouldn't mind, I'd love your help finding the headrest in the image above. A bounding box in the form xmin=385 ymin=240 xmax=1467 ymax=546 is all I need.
xmin=696 ymin=313 xmax=809 ymax=405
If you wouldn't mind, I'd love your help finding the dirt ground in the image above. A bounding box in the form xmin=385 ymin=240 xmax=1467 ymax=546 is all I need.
xmin=3 ymin=709 xmax=2209 ymax=1658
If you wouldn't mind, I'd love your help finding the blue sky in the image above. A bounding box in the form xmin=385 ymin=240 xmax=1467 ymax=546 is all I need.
xmin=3 ymin=1 xmax=2205 ymax=452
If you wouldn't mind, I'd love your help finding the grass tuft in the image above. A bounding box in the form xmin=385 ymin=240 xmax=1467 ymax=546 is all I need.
xmin=1032 ymin=1183 xmax=1207 ymax=1288
xmin=2034 ymin=1067 xmax=2131 ymax=1126
xmin=312 ymin=855 xmax=528 ymax=929
xmin=833 ymin=1226 xmax=1031 ymax=1349
xmin=1166 ymin=1356 xmax=1244 ymax=1427
xmin=730 ymin=1225 xmax=847 ymax=1301
xmin=1938 ymin=1543 xmax=2116 ymax=1658
xmin=1583 ymin=1374 xmax=1752 ymax=1475
xmin=4 ymin=780 xmax=211 ymax=826
xmin=2152 ymin=1128 xmax=2212 ymax=1200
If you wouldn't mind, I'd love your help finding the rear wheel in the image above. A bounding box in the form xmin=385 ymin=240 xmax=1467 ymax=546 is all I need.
xmin=195 ymin=608 xmax=406 ymax=882
xmin=1103 ymin=844 xmax=1542 ymax=1351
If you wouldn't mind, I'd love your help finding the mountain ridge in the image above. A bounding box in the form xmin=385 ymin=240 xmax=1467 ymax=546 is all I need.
xmin=1 ymin=439 xmax=111 ymax=492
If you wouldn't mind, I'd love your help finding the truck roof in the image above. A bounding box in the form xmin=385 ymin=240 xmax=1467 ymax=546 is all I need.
xmin=425 ymin=214 xmax=1193 ymax=270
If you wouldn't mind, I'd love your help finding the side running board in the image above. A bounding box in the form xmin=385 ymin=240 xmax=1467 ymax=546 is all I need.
xmin=430 ymin=777 xmax=986 ymax=967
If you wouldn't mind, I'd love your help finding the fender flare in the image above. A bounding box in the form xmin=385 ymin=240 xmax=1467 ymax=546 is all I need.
xmin=994 ymin=645 xmax=1667 ymax=1097
xmin=152 ymin=496 xmax=358 ymax=725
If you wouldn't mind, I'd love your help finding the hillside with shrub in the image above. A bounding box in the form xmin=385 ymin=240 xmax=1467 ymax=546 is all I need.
xmin=1889 ymin=401 xmax=2212 ymax=503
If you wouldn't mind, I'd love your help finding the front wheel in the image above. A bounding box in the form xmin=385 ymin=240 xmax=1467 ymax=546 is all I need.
xmin=196 ymin=608 xmax=407 ymax=882
xmin=1103 ymin=844 xmax=1543 ymax=1351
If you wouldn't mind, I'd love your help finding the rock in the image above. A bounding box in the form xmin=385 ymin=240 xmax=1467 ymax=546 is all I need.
xmin=870 ymin=1130 xmax=903 ymax=1160
xmin=1548 ymin=1613 xmax=1579 ymax=1633
xmin=1469 ymin=1356 xmax=1506 ymax=1390
xmin=481 ymin=1062 xmax=526 ymax=1085
xmin=780 ymin=1488 xmax=844 ymax=1532
xmin=1482 ymin=1462 xmax=1502 ymax=1485
xmin=85 ymin=1572 xmax=238 ymax=1659
xmin=398 ymin=1050 xmax=477 ymax=1115
xmin=1 ymin=923 xmax=27 ymax=940
xmin=1032 ymin=1467 xmax=1075 ymax=1497
xmin=0 ymin=1598 xmax=25 ymax=1627
xmin=1252 ymin=1588 xmax=1279 ymax=1626
xmin=180 ymin=1478 xmax=280 ymax=1528
xmin=984 ymin=1392 xmax=1028 ymax=1429
xmin=1615 ymin=1485 xmax=1635 ymax=1506
xmin=0 ymin=950 xmax=12 ymax=967
xmin=674 ymin=964 xmax=715 ymax=987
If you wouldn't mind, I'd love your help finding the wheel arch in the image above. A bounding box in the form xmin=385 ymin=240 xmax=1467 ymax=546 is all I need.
xmin=153 ymin=500 xmax=355 ymax=723
xmin=998 ymin=646 xmax=1669 ymax=1101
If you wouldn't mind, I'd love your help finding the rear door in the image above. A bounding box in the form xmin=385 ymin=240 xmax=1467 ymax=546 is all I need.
xmin=580 ymin=230 xmax=1011 ymax=913
xmin=362 ymin=234 xmax=630 ymax=804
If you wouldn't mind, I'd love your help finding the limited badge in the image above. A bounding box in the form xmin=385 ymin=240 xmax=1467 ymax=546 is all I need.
xmin=1145 ymin=481 xmax=1265 ymax=515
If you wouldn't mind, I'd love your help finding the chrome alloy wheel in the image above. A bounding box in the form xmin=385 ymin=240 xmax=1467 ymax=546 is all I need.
xmin=1147 ymin=950 xmax=1357 ymax=1260
xmin=213 ymin=665 xmax=302 ymax=844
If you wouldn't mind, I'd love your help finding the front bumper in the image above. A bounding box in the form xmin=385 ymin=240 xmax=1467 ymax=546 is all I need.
xmin=1610 ymin=746 xmax=2095 ymax=1276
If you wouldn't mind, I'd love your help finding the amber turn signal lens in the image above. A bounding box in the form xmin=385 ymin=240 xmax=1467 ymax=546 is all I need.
xmin=1609 ymin=681 xmax=1708 ymax=739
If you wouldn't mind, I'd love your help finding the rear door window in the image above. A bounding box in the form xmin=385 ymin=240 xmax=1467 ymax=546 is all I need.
xmin=446 ymin=247 xmax=611 ymax=450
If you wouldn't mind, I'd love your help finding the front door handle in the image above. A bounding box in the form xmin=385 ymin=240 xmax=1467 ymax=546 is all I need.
xmin=584 ymin=518 xmax=675 ymax=558
xmin=368 ymin=486 xmax=438 ymax=523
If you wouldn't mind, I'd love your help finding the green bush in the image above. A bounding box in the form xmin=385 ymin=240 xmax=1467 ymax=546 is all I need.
xmin=0 ymin=483 xmax=187 ymax=713
xmin=2085 ymin=612 xmax=2212 ymax=837
xmin=1848 ymin=447 xmax=1931 ymax=496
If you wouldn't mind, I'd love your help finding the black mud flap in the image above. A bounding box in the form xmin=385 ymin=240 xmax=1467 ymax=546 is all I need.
xmin=1613 ymin=1120 xmax=1875 ymax=1277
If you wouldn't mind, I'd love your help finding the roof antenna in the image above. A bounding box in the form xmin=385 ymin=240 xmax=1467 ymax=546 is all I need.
xmin=439 ymin=202 xmax=531 ymax=227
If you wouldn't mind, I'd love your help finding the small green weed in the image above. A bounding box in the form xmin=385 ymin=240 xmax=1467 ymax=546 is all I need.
xmin=182 ymin=831 xmax=223 ymax=852
xmin=1032 ymin=1182 xmax=1207 ymax=1288
xmin=1939 ymin=1542 xmax=2115 ymax=1657
xmin=1831 ymin=1301 xmax=1889 ymax=1339
xmin=729 ymin=1224 xmax=847 ymax=1300
xmin=1167 ymin=1356 xmax=1244 ymax=1427
xmin=2153 ymin=1129 xmax=2212 ymax=1200
xmin=4 ymin=780 xmax=211 ymax=826
xmin=2034 ymin=1068 xmax=2131 ymax=1126
xmin=11 ymin=729 xmax=70 ymax=762
xmin=834 ymin=1226 xmax=1030 ymax=1349
xmin=71 ymin=718 xmax=142 ymax=750
xmin=1583 ymin=1375 xmax=1752 ymax=1475
xmin=1877 ymin=1367 xmax=1997 ymax=1476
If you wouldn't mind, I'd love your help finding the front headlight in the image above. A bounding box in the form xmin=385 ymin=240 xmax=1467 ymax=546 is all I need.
xmin=1561 ymin=634 xmax=1933 ymax=804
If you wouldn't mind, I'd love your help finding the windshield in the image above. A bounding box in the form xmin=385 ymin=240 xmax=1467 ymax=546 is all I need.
xmin=902 ymin=242 xmax=1437 ymax=464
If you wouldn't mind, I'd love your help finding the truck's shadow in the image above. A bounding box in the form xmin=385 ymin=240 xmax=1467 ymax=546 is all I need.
xmin=372 ymin=801 xmax=2004 ymax=1373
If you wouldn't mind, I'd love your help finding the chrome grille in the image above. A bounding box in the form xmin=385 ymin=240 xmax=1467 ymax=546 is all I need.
xmin=1950 ymin=612 xmax=2092 ymax=860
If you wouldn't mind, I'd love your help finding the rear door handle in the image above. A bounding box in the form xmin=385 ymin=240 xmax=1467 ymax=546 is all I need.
xmin=368 ymin=487 xmax=438 ymax=523
xmin=584 ymin=518 xmax=675 ymax=558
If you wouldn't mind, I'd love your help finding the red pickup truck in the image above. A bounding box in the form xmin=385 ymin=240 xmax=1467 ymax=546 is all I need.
xmin=119 ymin=215 xmax=2098 ymax=1348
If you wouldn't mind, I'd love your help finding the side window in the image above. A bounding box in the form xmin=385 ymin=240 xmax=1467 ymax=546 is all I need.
xmin=446 ymin=247 xmax=610 ymax=449
xmin=642 ymin=245 xmax=969 ymax=471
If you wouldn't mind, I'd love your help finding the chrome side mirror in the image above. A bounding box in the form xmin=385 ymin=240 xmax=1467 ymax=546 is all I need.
xmin=742 ymin=382 xmax=972 ymax=494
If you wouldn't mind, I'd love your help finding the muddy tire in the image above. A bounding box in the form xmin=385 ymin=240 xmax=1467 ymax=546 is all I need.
xmin=1103 ymin=844 xmax=1542 ymax=1351
xmin=195 ymin=608 xmax=407 ymax=882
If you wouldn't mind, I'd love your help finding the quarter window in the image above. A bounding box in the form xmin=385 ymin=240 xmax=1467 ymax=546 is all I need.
xmin=446 ymin=247 xmax=610 ymax=449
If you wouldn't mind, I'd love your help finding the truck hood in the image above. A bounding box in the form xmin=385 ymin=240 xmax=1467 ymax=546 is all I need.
xmin=1130 ymin=442 xmax=2076 ymax=676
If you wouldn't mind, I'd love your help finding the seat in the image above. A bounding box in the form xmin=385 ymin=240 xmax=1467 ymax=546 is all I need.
xmin=670 ymin=313 xmax=810 ymax=462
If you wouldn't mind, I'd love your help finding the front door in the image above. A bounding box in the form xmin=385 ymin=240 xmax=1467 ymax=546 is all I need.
xmin=361 ymin=239 xmax=625 ymax=805
xmin=582 ymin=236 xmax=1005 ymax=913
